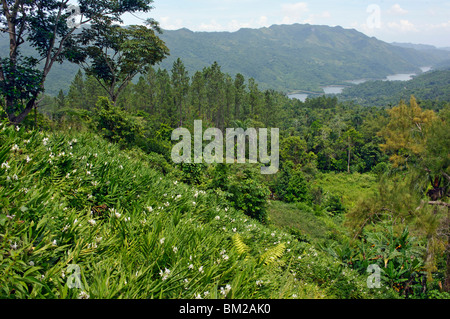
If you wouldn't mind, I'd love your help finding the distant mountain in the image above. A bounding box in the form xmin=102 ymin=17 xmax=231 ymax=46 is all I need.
xmin=158 ymin=24 xmax=450 ymax=93
xmin=338 ymin=68 xmax=450 ymax=107
xmin=391 ymin=42 xmax=438 ymax=51
xmin=0 ymin=38 xmax=80 ymax=96
xmin=390 ymin=42 xmax=450 ymax=66
xmin=2 ymin=23 xmax=450 ymax=95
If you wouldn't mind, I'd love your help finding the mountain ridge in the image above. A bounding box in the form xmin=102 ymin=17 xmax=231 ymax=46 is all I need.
xmin=2 ymin=23 xmax=450 ymax=95
xmin=158 ymin=23 xmax=450 ymax=92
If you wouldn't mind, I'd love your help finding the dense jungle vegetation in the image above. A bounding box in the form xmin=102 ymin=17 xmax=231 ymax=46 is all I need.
xmin=1 ymin=0 xmax=449 ymax=301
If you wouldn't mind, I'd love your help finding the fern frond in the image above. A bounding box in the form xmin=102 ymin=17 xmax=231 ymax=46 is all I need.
xmin=232 ymin=233 xmax=250 ymax=255
xmin=259 ymin=243 xmax=286 ymax=265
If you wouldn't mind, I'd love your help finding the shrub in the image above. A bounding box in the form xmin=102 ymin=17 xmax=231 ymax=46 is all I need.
xmin=226 ymin=165 xmax=270 ymax=224
xmin=323 ymin=193 xmax=346 ymax=216
xmin=94 ymin=97 xmax=144 ymax=146
xmin=274 ymin=161 xmax=311 ymax=203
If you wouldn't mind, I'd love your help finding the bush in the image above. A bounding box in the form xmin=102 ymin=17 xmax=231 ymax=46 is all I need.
xmin=226 ymin=165 xmax=270 ymax=224
xmin=323 ymin=193 xmax=346 ymax=216
xmin=274 ymin=161 xmax=311 ymax=203
xmin=372 ymin=162 xmax=389 ymax=176
xmin=94 ymin=96 xmax=144 ymax=146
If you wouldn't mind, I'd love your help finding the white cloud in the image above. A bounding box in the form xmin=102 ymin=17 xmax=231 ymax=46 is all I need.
xmin=304 ymin=11 xmax=332 ymax=24
xmin=388 ymin=4 xmax=408 ymax=15
xmin=281 ymin=2 xmax=309 ymax=24
xmin=227 ymin=16 xmax=271 ymax=32
xmin=159 ymin=16 xmax=184 ymax=30
xmin=198 ymin=19 xmax=223 ymax=31
xmin=387 ymin=20 xmax=417 ymax=32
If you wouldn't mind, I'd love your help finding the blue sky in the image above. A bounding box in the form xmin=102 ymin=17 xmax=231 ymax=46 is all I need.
xmin=120 ymin=0 xmax=450 ymax=47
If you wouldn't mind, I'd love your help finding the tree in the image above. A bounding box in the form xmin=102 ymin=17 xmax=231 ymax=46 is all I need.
xmin=171 ymin=58 xmax=190 ymax=126
xmin=0 ymin=0 xmax=157 ymax=124
xmin=280 ymin=135 xmax=307 ymax=165
xmin=378 ymin=97 xmax=450 ymax=290
xmin=234 ymin=73 xmax=246 ymax=119
xmin=342 ymin=127 xmax=363 ymax=173
xmin=379 ymin=96 xmax=436 ymax=168
xmin=70 ymin=21 xmax=169 ymax=106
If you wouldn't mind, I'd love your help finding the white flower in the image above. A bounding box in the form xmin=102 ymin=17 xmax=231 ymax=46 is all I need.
xmin=115 ymin=212 xmax=121 ymax=218
xmin=1 ymin=162 xmax=10 ymax=170
xmin=232 ymin=228 xmax=237 ymax=233
xmin=173 ymin=181 xmax=178 ymax=185
xmin=11 ymin=242 xmax=18 ymax=250
xmin=43 ymin=137 xmax=49 ymax=145
xmin=88 ymin=219 xmax=96 ymax=226
xmin=220 ymin=285 xmax=232 ymax=296
xmin=188 ymin=264 xmax=194 ymax=270
xmin=215 ymin=216 xmax=221 ymax=221
xmin=160 ymin=238 xmax=165 ymax=245
xmin=86 ymin=171 xmax=91 ymax=175
xmin=15 ymin=126 xmax=20 ymax=132
xmin=52 ymin=240 xmax=57 ymax=246
xmin=173 ymin=246 xmax=178 ymax=253
xmin=11 ymin=144 xmax=19 ymax=151
xmin=124 ymin=217 xmax=130 ymax=222
xmin=78 ymin=291 xmax=90 ymax=299
xmin=195 ymin=294 xmax=202 ymax=299
xmin=29 ymin=261 xmax=35 ymax=267
xmin=119 ymin=165 xmax=124 ymax=170
xmin=12 ymin=174 xmax=18 ymax=181
xmin=199 ymin=266 xmax=204 ymax=273
xmin=159 ymin=268 xmax=171 ymax=281
xmin=146 ymin=206 xmax=153 ymax=213
xmin=192 ymin=202 xmax=196 ymax=206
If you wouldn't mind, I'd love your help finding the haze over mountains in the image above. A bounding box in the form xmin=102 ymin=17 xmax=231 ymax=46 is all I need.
xmin=3 ymin=23 xmax=450 ymax=95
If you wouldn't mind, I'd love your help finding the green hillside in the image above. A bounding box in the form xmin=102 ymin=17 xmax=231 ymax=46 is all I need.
xmin=0 ymin=123 xmax=396 ymax=299
xmin=3 ymin=23 xmax=450 ymax=96
xmin=158 ymin=24 xmax=450 ymax=92
xmin=338 ymin=68 xmax=450 ymax=107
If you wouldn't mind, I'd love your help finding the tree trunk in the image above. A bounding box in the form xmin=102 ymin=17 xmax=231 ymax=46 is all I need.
xmin=7 ymin=97 xmax=37 ymax=125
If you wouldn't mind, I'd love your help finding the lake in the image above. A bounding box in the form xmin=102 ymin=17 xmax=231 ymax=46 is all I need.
xmin=288 ymin=66 xmax=433 ymax=101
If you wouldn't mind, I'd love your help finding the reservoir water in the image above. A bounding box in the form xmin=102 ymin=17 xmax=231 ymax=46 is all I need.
xmin=288 ymin=66 xmax=433 ymax=101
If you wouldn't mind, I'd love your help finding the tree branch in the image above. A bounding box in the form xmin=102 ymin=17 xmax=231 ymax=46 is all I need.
xmin=428 ymin=201 xmax=450 ymax=208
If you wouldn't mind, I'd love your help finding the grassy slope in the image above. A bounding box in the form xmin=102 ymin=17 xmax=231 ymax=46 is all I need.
xmin=0 ymin=124 xmax=395 ymax=299
xmin=313 ymin=172 xmax=378 ymax=209
xmin=268 ymin=173 xmax=377 ymax=244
